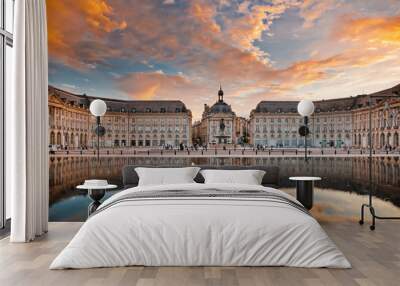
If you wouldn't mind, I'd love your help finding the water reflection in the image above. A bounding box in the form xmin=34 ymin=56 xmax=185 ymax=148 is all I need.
xmin=283 ymin=188 xmax=400 ymax=223
xmin=49 ymin=156 xmax=400 ymax=221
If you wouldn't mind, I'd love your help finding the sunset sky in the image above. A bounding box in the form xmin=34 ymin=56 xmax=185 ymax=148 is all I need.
xmin=47 ymin=0 xmax=400 ymax=119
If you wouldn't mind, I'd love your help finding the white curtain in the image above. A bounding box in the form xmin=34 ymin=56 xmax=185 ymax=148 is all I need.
xmin=8 ymin=0 xmax=49 ymax=242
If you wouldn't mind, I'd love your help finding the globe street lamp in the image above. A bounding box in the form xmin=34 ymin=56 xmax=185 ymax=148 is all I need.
xmin=297 ymin=99 xmax=315 ymax=162
xmin=89 ymin=99 xmax=107 ymax=161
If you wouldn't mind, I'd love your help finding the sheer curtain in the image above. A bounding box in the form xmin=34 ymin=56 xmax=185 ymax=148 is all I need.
xmin=8 ymin=0 xmax=48 ymax=242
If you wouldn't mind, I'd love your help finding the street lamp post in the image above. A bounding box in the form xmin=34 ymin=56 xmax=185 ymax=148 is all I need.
xmin=89 ymin=99 xmax=107 ymax=161
xmin=297 ymin=99 xmax=315 ymax=162
xmin=359 ymin=96 xmax=400 ymax=230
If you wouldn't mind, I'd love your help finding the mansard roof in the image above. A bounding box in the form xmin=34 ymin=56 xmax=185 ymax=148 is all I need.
xmin=48 ymin=86 xmax=190 ymax=114
xmin=253 ymin=83 xmax=400 ymax=114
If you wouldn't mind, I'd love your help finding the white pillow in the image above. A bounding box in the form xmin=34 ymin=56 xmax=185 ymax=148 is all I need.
xmin=135 ymin=167 xmax=200 ymax=186
xmin=200 ymin=169 xmax=265 ymax=185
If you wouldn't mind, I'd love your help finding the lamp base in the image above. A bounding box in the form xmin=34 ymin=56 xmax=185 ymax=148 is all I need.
xmin=360 ymin=203 xmax=400 ymax=231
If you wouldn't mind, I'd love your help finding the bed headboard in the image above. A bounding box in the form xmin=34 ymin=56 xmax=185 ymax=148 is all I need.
xmin=122 ymin=165 xmax=280 ymax=188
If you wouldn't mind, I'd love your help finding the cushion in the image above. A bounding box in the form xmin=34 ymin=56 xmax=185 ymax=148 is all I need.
xmin=200 ymin=169 xmax=266 ymax=185
xmin=122 ymin=165 xmax=280 ymax=187
xmin=135 ymin=167 xmax=201 ymax=186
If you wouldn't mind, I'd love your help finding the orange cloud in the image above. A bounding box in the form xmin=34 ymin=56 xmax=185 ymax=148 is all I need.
xmin=47 ymin=0 xmax=400 ymax=119
xmin=47 ymin=0 xmax=126 ymax=69
xmin=80 ymin=0 xmax=127 ymax=33
xmin=116 ymin=71 xmax=218 ymax=117
xmin=334 ymin=14 xmax=400 ymax=46
xmin=104 ymin=2 xmax=400 ymax=118
xmin=300 ymin=0 xmax=337 ymax=28
xmin=117 ymin=71 xmax=191 ymax=100
xmin=223 ymin=5 xmax=272 ymax=63
xmin=190 ymin=1 xmax=221 ymax=34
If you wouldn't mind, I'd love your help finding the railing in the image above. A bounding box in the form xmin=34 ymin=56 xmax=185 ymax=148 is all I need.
xmin=49 ymin=147 xmax=400 ymax=157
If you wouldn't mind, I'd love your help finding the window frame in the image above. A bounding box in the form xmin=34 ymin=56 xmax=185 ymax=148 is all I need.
xmin=1 ymin=0 xmax=14 ymax=230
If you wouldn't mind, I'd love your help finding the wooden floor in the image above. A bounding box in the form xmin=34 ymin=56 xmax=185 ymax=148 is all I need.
xmin=0 ymin=221 xmax=399 ymax=286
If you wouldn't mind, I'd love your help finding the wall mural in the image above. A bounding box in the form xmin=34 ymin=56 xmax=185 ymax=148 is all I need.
xmin=46 ymin=0 xmax=400 ymax=221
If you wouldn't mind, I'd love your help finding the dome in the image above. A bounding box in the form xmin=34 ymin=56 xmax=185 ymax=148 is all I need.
xmin=209 ymin=101 xmax=233 ymax=113
xmin=206 ymin=85 xmax=234 ymax=114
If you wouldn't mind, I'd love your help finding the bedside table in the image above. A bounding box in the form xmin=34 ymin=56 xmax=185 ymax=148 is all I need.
xmin=289 ymin=176 xmax=321 ymax=210
xmin=76 ymin=184 xmax=118 ymax=216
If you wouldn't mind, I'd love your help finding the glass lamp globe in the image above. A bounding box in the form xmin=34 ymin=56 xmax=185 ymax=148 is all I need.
xmin=297 ymin=99 xmax=315 ymax=117
xmin=89 ymin=99 xmax=107 ymax=117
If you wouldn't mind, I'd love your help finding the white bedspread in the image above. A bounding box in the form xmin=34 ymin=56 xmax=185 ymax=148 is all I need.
xmin=50 ymin=183 xmax=351 ymax=269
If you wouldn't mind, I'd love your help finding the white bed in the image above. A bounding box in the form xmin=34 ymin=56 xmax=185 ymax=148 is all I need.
xmin=50 ymin=183 xmax=350 ymax=269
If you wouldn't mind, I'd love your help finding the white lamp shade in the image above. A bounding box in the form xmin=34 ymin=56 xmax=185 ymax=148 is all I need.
xmin=297 ymin=99 xmax=315 ymax=117
xmin=89 ymin=99 xmax=107 ymax=117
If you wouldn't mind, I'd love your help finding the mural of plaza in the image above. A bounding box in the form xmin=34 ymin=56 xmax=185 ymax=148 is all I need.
xmin=46 ymin=0 xmax=400 ymax=224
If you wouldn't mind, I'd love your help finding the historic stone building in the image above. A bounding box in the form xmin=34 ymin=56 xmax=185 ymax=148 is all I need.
xmin=48 ymin=87 xmax=91 ymax=149
xmin=48 ymin=86 xmax=192 ymax=149
xmin=192 ymin=86 xmax=237 ymax=146
xmin=250 ymin=101 xmax=311 ymax=148
xmin=49 ymin=83 xmax=399 ymax=150
xmin=235 ymin=117 xmax=250 ymax=144
xmin=352 ymin=87 xmax=400 ymax=149
xmin=250 ymin=84 xmax=400 ymax=149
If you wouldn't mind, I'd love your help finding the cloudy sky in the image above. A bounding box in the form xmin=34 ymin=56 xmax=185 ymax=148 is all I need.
xmin=47 ymin=0 xmax=400 ymax=119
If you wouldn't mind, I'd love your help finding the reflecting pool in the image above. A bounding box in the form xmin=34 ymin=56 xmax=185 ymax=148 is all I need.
xmin=49 ymin=156 xmax=400 ymax=222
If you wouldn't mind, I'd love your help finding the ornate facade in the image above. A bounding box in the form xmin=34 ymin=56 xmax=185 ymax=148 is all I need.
xmin=48 ymin=88 xmax=91 ymax=148
xmin=48 ymin=86 xmax=192 ymax=149
xmin=192 ymin=87 xmax=237 ymax=145
xmin=352 ymin=97 xmax=400 ymax=149
xmin=250 ymin=84 xmax=400 ymax=149
xmin=49 ymin=83 xmax=400 ymax=150
xmin=249 ymin=99 xmax=354 ymax=148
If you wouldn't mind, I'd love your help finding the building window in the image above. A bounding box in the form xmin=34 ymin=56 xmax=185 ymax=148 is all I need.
xmin=160 ymin=107 xmax=166 ymax=113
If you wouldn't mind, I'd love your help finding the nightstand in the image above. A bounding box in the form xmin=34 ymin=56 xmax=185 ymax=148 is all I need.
xmin=289 ymin=176 xmax=321 ymax=210
xmin=76 ymin=184 xmax=118 ymax=216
